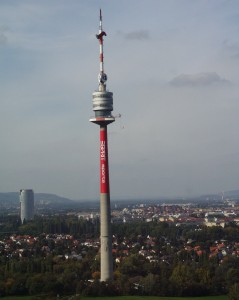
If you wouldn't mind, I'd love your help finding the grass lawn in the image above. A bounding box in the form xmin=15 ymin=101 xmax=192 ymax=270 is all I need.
xmin=82 ymin=296 xmax=228 ymax=300
xmin=3 ymin=296 xmax=228 ymax=300
xmin=3 ymin=297 xmax=32 ymax=300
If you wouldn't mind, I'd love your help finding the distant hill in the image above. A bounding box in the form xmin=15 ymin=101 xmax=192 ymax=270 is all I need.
xmin=1 ymin=189 xmax=239 ymax=210
xmin=0 ymin=192 xmax=19 ymax=206
xmin=223 ymin=190 xmax=239 ymax=198
xmin=35 ymin=193 xmax=75 ymax=205
xmin=200 ymin=190 xmax=239 ymax=200
xmin=0 ymin=192 xmax=75 ymax=208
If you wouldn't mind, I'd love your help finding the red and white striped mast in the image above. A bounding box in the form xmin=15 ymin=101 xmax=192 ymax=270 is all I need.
xmin=90 ymin=9 xmax=114 ymax=282
xmin=99 ymin=9 xmax=104 ymax=76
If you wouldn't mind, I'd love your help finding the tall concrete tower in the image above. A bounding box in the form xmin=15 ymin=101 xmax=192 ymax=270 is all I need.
xmin=20 ymin=189 xmax=34 ymax=223
xmin=90 ymin=9 xmax=114 ymax=282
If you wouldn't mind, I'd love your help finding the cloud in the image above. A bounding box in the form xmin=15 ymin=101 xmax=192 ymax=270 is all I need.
xmin=124 ymin=30 xmax=149 ymax=40
xmin=0 ymin=26 xmax=8 ymax=45
xmin=169 ymin=72 xmax=230 ymax=87
xmin=222 ymin=39 xmax=239 ymax=59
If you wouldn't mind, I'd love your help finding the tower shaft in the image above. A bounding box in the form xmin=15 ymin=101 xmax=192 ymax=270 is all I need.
xmin=99 ymin=125 xmax=113 ymax=281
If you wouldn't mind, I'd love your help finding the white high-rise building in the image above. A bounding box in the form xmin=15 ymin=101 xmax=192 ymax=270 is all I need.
xmin=20 ymin=189 xmax=34 ymax=223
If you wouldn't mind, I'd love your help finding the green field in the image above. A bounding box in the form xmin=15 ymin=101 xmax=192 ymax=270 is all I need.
xmin=82 ymin=297 xmax=228 ymax=300
xmin=2 ymin=295 xmax=228 ymax=300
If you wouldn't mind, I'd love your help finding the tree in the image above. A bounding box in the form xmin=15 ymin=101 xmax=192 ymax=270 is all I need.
xmin=92 ymin=271 xmax=100 ymax=280
xmin=27 ymin=274 xmax=45 ymax=295
xmin=226 ymin=268 xmax=239 ymax=287
xmin=139 ymin=273 xmax=160 ymax=295
xmin=170 ymin=262 xmax=207 ymax=296
xmin=0 ymin=281 xmax=5 ymax=297
xmin=7 ymin=274 xmax=27 ymax=295
xmin=228 ymin=283 xmax=239 ymax=300
xmin=118 ymin=254 xmax=146 ymax=277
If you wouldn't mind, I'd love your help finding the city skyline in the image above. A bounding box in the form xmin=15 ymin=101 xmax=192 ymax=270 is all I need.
xmin=0 ymin=0 xmax=239 ymax=200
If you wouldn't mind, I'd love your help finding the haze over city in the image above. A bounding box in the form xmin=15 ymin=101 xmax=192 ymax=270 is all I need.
xmin=0 ymin=0 xmax=238 ymax=200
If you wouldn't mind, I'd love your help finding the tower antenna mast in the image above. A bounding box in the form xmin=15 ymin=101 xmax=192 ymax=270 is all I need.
xmin=96 ymin=9 xmax=107 ymax=91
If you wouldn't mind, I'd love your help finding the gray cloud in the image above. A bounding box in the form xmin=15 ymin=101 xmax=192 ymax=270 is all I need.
xmin=169 ymin=72 xmax=229 ymax=87
xmin=222 ymin=39 xmax=239 ymax=59
xmin=124 ymin=30 xmax=149 ymax=40
xmin=0 ymin=26 xmax=7 ymax=45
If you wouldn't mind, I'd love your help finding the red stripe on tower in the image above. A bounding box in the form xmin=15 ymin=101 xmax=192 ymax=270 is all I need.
xmin=100 ymin=126 xmax=110 ymax=194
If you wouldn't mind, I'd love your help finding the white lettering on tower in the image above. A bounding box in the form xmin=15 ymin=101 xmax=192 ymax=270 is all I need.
xmin=100 ymin=141 xmax=105 ymax=160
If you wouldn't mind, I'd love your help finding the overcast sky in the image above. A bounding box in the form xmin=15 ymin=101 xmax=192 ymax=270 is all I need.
xmin=0 ymin=0 xmax=238 ymax=200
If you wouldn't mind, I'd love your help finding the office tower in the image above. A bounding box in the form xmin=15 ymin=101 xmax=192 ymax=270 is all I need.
xmin=20 ymin=189 xmax=34 ymax=223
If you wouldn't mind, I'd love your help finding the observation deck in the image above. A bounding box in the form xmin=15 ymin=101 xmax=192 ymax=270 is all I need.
xmin=89 ymin=115 xmax=115 ymax=125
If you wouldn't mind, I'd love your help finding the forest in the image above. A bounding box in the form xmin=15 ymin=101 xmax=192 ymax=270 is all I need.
xmin=0 ymin=214 xmax=239 ymax=299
